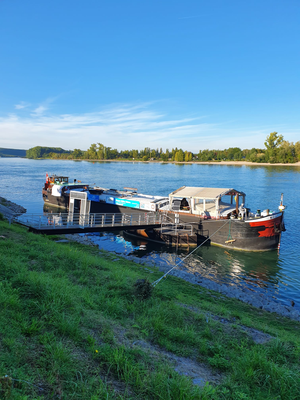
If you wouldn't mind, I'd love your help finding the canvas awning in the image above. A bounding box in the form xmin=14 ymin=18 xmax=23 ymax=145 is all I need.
xmin=169 ymin=186 xmax=245 ymax=200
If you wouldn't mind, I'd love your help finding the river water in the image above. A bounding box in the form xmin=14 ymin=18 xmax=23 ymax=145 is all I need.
xmin=1 ymin=158 xmax=299 ymax=309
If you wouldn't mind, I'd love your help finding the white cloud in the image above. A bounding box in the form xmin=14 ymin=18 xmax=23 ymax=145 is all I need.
xmin=30 ymin=96 xmax=60 ymax=116
xmin=31 ymin=105 xmax=48 ymax=116
xmin=0 ymin=103 xmax=298 ymax=151
xmin=14 ymin=101 xmax=31 ymax=110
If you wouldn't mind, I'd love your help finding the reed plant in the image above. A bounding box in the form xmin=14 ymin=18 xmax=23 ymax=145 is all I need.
xmin=0 ymin=220 xmax=299 ymax=399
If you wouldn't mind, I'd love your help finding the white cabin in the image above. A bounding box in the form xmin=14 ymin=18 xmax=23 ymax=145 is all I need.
xmin=168 ymin=186 xmax=246 ymax=218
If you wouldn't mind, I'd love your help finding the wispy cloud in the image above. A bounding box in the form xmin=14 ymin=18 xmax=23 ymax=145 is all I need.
xmin=0 ymin=102 xmax=295 ymax=151
xmin=30 ymin=96 xmax=60 ymax=116
xmin=31 ymin=105 xmax=48 ymax=116
xmin=15 ymin=101 xmax=31 ymax=110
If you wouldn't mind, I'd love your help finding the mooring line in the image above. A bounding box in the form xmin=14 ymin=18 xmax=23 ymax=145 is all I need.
xmin=152 ymin=219 xmax=230 ymax=287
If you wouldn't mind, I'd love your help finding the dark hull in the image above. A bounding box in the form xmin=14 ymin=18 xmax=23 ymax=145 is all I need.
xmin=90 ymin=201 xmax=126 ymax=214
xmin=132 ymin=217 xmax=283 ymax=251
xmin=159 ymin=211 xmax=284 ymax=251
xmin=104 ymin=204 xmax=284 ymax=252
xmin=42 ymin=184 xmax=88 ymax=210
xmin=42 ymin=193 xmax=284 ymax=252
xmin=42 ymin=189 xmax=69 ymax=209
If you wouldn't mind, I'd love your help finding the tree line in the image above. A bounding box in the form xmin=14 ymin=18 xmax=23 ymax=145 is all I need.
xmin=26 ymin=132 xmax=300 ymax=163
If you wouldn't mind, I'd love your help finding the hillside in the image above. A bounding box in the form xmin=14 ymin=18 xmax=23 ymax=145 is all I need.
xmin=0 ymin=148 xmax=27 ymax=157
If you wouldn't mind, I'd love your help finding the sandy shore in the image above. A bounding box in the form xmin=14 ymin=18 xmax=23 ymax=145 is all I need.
xmin=193 ymin=160 xmax=300 ymax=167
xmin=74 ymin=159 xmax=300 ymax=167
xmin=192 ymin=160 xmax=300 ymax=167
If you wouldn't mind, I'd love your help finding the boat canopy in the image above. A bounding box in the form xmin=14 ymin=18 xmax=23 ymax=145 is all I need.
xmin=169 ymin=186 xmax=245 ymax=200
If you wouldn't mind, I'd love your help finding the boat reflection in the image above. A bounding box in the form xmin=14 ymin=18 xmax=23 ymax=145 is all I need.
xmin=123 ymin=231 xmax=282 ymax=294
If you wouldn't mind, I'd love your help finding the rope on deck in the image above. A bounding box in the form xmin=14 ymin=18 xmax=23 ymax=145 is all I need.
xmin=152 ymin=219 xmax=230 ymax=287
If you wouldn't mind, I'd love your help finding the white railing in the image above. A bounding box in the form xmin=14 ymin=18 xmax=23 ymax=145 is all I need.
xmin=160 ymin=212 xmax=193 ymax=235
xmin=171 ymin=223 xmax=193 ymax=235
xmin=16 ymin=212 xmax=162 ymax=230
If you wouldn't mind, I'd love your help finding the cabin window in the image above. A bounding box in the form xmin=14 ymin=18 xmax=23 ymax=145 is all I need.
xmin=159 ymin=201 xmax=168 ymax=208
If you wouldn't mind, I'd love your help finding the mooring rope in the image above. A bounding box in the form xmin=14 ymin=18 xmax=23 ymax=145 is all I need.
xmin=152 ymin=219 xmax=230 ymax=287
xmin=227 ymin=219 xmax=232 ymax=241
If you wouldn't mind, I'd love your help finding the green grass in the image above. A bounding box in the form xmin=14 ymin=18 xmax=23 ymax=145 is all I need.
xmin=0 ymin=220 xmax=299 ymax=399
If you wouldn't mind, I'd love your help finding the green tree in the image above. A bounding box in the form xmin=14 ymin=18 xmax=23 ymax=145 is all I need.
xmin=184 ymin=151 xmax=193 ymax=162
xmin=107 ymin=148 xmax=118 ymax=159
xmin=295 ymin=141 xmax=300 ymax=161
xmin=86 ymin=143 xmax=97 ymax=159
xmin=224 ymin=147 xmax=242 ymax=160
xmin=119 ymin=150 xmax=130 ymax=159
xmin=96 ymin=143 xmax=107 ymax=160
xmin=150 ymin=149 xmax=156 ymax=159
xmin=247 ymin=148 xmax=258 ymax=162
xmin=198 ymin=149 xmax=214 ymax=161
xmin=26 ymin=146 xmax=69 ymax=159
xmin=132 ymin=150 xmax=139 ymax=159
xmin=264 ymin=132 xmax=283 ymax=163
xmin=72 ymin=149 xmax=83 ymax=159
xmin=160 ymin=152 xmax=168 ymax=161
xmin=171 ymin=148 xmax=178 ymax=161
xmin=26 ymin=146 xmax=42 ymax=159
xmin=277 ymin=141 xmax=296 ymax=163
xmin=174 ymin=149 xmax=184 ymax=162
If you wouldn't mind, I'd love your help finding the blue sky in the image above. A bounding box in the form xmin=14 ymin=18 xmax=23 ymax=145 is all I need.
xmin=0 ymin=0 xmax=299 ymax=151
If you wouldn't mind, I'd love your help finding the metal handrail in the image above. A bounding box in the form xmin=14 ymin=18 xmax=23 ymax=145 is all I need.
xmin=16 ymin=211 xmax=161 ymax=230
xmin=159 ymin=212 xmax=193 ymax=235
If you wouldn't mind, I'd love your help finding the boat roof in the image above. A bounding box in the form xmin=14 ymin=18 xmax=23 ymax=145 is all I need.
xmin=169 ymin=186 xmax=245 ymax=199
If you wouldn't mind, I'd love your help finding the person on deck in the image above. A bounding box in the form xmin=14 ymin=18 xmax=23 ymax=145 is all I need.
xmin=180 ymin=198 xmax=189 ymax=209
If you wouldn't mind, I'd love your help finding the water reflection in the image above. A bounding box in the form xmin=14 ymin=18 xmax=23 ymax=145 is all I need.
xmin=247 ymin=165 xmax=300 ymax=173
xmin=43 ymin=204 xmax=64 ymax=214
xmin=84 ymin=230 xmax=287 ymax=305
xmin=183 ymin=245 xmax=281 ymax=292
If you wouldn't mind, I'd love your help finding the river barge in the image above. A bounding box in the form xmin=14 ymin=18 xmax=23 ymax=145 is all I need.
xmin=42 ymin=174 xmax=286 ymax=251
xmin=42 ymin=174 xmax=88 ymax=209
xmin=122 ymin=187 xmax=285 ymax=252
xmin=81 ymin=185 xmax=286 ymax=252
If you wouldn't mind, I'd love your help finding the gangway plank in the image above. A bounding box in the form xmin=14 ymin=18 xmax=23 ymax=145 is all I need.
xmin=16 ymin=212 xmax=163 ymax=235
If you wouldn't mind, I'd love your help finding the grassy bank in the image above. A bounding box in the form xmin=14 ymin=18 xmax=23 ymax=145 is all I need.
xmin=0 ymin=220 xmax=299 ymax=399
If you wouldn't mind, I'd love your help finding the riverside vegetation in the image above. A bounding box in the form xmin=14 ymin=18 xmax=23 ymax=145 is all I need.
xmin=26 ymin=132 xmax=300 ymax=164
xmin=0 ymin=218 xmax=300 ymax=399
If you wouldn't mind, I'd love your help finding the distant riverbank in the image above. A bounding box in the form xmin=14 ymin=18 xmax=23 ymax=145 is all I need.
xmin=67 ymin=158 xmax=300 ymax=167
